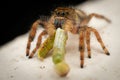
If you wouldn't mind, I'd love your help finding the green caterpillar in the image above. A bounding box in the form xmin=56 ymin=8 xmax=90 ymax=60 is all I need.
xmin=52 ymin=28 xmax=70 ymax=77
xmin=38 ymin=34 xmax=55 ymax=60
xmin=38 ymin=28 xmax=69 ymax=77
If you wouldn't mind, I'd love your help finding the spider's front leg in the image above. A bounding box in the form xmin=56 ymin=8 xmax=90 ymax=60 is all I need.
xmin=85 ymin=28 xmax=91 ymax=58
xmin=89 ymin=27 xmax=110 ymax=55
xmin=79 ymin=29 xmax=85 ymax=68
xmin=28 ymin=30 xmax=47 ymax=58
xmin=26 ymin=19 xmax=47 ymax=57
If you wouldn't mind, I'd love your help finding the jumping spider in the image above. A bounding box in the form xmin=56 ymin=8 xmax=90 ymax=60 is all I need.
xmin=26 ymin=7 xmax=111 ymax=68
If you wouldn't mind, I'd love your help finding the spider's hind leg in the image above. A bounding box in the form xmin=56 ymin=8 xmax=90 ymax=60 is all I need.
xmin=88 ymin=13 xmax=111 ymax=23
xmin=89 ymin=27 xmax=110 ymax=55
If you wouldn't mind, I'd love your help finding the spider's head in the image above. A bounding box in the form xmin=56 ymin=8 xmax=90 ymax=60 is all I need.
xmin=54 ymin=7 xmax=73 ymax=17
xmin=52 ymin=7 xmax=75 ymax=29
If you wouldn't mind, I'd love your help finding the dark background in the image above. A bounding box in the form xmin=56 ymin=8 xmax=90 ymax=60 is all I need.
xmin=0 ymin=0 xmax=87 ymax=46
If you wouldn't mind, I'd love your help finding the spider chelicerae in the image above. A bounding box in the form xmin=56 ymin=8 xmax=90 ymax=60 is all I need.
xmin=26 ymin=7 xmax=111 ymax=68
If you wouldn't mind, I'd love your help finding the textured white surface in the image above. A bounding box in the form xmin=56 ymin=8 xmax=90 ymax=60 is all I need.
xmin=0 ymin=0 xmax=120 ymax=80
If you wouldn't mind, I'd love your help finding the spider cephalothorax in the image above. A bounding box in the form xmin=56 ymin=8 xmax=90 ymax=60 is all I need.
xmin=51 ymin=7 xmax=77 ymax=31
xmin=26 ymin=7 xmax=111 ymax=68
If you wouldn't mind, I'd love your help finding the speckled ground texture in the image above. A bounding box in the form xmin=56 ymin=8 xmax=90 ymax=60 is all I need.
xmin=0 ymin=0 xmax=120 ymax=80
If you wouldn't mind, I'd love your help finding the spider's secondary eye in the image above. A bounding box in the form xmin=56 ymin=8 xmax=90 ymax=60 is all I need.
xmin=66 ymin=12 xmax=69 ymax=15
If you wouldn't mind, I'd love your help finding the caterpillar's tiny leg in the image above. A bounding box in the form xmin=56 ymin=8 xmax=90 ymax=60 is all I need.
xmin=79 ymin=30 xmax=85 ymax=68
xmin=29 ymin=30 xmax=47 ymax=58
xmin=90 ymin=27 xmax=110 ymax=55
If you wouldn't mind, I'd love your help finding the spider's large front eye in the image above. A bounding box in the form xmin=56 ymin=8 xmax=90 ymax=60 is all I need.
xmin=56 ymin=12 xmax=60 ymax=16
xmin=56 ymin=11 xmax=68 ymax=17
xmin=61 ymin=12 xmax=65 ymax=16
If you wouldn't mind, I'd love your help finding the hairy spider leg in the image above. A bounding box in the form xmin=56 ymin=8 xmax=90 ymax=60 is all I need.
xmin=29 ymin=30 xmax=47 ymax=58
xmin=79 ymin=30 xmax=85 ymax=68
xmin=26 ymin=20 xmax=46 ymax=56
xmin=85 ymin=28 xmax=91 ymax=58
xmin=88 ymin=13 xmax=111 ymax=23
xmin=89 ymin=27 xmax=110 ymax=55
